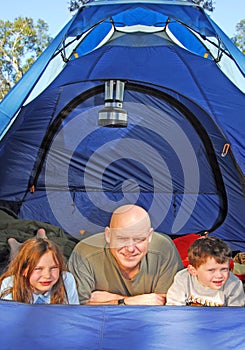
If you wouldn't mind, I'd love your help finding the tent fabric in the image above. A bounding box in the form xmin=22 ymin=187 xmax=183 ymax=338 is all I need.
xmin=0 ymin=1 xmax=244 ymax=345
xmin=67 ymin=3 xmax=217 ymax=37
xmin=208 ymin=17 xmax=245 ymax=74
xmin=0 ymin=302 xmax=244 ymax=349
xmin=0 ymin=1 xmax=244 ymax=138
xmin=0 ymin=0 xmax=244 ymax=251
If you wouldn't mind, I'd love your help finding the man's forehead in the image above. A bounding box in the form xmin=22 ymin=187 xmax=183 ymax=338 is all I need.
xmin=110 ymin=226 xmax=151 ymax=236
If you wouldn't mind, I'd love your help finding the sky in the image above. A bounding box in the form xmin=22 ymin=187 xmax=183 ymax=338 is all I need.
xmin=0 ymin=0 xmax=244 ymax=38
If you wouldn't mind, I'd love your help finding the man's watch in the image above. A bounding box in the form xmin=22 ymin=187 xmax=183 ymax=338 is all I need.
xmin=118 ymin=298 xmax=126 ymax=305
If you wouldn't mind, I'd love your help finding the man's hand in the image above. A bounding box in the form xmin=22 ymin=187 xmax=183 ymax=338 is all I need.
xmin=88 ymin=291 xmax=123 ymax=304
xmin=125 ymin=293 xmax=166 ymax=306
xmin=87 ymin=291 xmax=166 ymax=305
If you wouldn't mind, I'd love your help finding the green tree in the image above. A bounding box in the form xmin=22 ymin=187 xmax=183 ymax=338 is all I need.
xmin=0 ymin=17 xmax=52 ymax=100
xmin=232 ymin=19 xmax=245 ymax=54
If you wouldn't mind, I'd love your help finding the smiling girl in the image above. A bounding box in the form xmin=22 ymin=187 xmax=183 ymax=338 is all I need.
xmin=0 ymin=238 xmax=79 ymax=304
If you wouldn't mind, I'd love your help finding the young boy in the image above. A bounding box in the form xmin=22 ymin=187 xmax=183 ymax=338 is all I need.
xmin=166 ymin=236 xmax=244 ymax=307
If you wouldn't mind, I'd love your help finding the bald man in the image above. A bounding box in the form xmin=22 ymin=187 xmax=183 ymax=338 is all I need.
xmin=68 ymin=205 xmax=183 ymax=305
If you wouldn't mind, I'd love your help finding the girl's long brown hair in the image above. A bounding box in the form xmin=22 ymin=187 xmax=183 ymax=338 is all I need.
xmin=0 ymin=238 xmax=69 ymax=304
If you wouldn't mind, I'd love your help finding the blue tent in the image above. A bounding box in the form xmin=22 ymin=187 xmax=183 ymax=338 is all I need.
xmin=0 ymin=302 xmax=244 ymax=349
xmin=0 ymin=1 xmax=244 ymax=348
xmin=0 ymin=0 xmax=244 ymax=251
